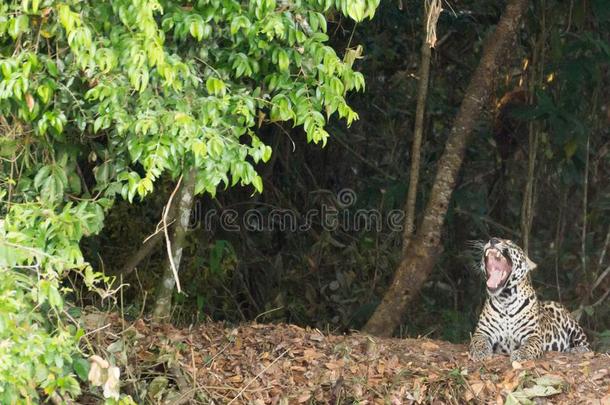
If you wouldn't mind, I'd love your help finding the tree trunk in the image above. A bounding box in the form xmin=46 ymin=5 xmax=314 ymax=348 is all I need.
xmin=363 ymin=0 xmax=529 ymax=336
xmin=403 ymin=1 xmax=435 ymax=252
xmin=520 ymin=16 xmax=546 ymax=254
xmin=152 ymin=169 xmax=197 ymax=321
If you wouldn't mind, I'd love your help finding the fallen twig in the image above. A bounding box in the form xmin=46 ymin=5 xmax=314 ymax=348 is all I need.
xmin=163 ymin=175 xmax=183 ymax=293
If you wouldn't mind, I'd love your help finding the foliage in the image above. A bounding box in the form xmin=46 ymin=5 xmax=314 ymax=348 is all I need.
xmin=0 ymin=269 xmax=81 ymax=403
xmin=0 ymin=0 xmax=379 ymax=400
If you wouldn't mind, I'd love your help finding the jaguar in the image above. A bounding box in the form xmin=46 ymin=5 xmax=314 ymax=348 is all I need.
xmin=469 ymin=237 xmax=590 ymax=361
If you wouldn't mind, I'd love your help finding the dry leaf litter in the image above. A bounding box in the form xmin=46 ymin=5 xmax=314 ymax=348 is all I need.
xmin=80 ymin=310 xmax=610 ymax=404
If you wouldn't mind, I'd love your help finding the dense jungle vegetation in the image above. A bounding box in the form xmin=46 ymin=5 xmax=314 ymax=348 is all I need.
xmin=0 ymin=0 xmax=608 ymax=402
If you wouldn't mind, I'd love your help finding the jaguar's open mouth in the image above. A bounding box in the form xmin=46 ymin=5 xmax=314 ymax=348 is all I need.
xmin=485 ymin=248 xmax=512 ymax=292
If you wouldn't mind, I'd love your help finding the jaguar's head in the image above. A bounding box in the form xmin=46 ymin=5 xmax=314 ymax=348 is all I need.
xmin=481 ymin=237 xmax=536 ymax=295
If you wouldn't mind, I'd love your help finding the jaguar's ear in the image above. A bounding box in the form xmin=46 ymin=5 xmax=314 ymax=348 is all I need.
xmin=526 ymin=256 xmax=537 ymax=271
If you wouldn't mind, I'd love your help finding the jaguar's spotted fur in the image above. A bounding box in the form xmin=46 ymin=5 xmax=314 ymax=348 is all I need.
xmin=469 ymin=238 xmax=589 ymax=361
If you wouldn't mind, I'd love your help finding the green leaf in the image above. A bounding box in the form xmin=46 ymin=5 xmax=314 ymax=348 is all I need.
xmin=94 ymin=162 xmax=110 ymax=184
xmin=36 ymin=84 xmax=52 ymax=104
xmin=9 ymin=15 xmax=30 ymax=39
xmin=48 ymin=284 xmax=63 ymax=309
xmin=46 ymin=60 xmax=59 ymax=77
xmin=68 ymin=172 xmax=82 ymax=194
xmin=93 ymin=116 xmax=104 ymax=133
xmin=344 ymin=45 xmax=363 ymax=67
xmin=208 ymin=138 xmax=224 ymax=157
xmin=190 ymin=20 xmax=204 ymax=41
xmin=73 ymin=357 xmax=90 ymax=382
xmin=252 ymin=175 xmax=263 ymax=193
xmin=206 ymin=77 xmax=226 ymax=96
xmin=278 ymin=50 xmax=289 ymax=72
xmin=34 ymin=165 xmax=51 ymax=189
xmin=262 ymin=145 xmax=272 ymax=163
xmin=192 ymin=139 xmax=208 ymax=157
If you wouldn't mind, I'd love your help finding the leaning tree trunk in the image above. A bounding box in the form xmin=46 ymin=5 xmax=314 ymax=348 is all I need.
xmin=363 ymin=0 xmax=530 ymax=336
xmin=152 ymin=168 xmax=197 ymax=321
